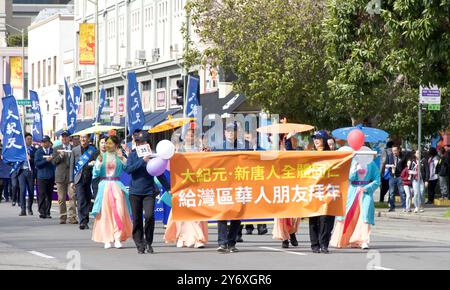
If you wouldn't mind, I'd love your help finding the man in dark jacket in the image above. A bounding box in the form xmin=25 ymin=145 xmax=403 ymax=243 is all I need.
xmin=386 ymin=145 xmax=406 ymax=212
xmin=124 ymin=131 xmax=170 ymax=254
xmin=34 ymin=136 xmax=55 ymax=218
xmin=18 ymin=133 xmax=37 ymax=216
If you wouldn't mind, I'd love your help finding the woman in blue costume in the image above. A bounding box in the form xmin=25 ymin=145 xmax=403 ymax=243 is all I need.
xmin=330 ymin=147 xmax=380 ymax=250
xmin=91 ymin=136 xmax=133 ymax=249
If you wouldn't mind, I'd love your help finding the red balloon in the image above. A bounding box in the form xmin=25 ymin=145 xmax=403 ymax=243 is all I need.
xmin=348 ymin=129 xmax=365 ymax=151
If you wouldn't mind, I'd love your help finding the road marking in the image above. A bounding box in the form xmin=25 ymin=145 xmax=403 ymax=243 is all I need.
xmin=259 ymin=246 xmax=307 ymax=256
xmin=28 ymin=251 xmax=55 ymax=259
xmin=371 ymin=266 xmax=394 ymax=270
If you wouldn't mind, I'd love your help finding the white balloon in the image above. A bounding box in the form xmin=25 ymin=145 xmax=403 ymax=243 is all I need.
xmin=354 ymin=146 xmax=374 ymax=169
xmin=338 ymin=146 xmax=354 ymax=152
xmin=156 ymin=140 xmax=176 ymax=160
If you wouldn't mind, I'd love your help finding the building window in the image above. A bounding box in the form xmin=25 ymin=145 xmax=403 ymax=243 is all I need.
xmin=85 ymin=92 xmax=93 ymax=101
xmin=31 ymin=63 xmax=34 ymax=90
xmin=142 ymin=81 xmax=151 ymax=91
xmin=48 ymin=58 xmax=51 ymax=86
xmin=43 ymin=59 xmax=46 ymax=87
xmin=156 ymin=90 xmax=166 ymax=109
xmin=117 ymin=86 xmax=124 ymax=96
xmin=131 ymin=10 xmax=140 ymax=32
xmin=156 ymin=78 xmax=166 ymax=89
xmin=53 ymin=56 xmax=57 ymax=85
xmin=37 ymin=61 xmax=40 ymax=89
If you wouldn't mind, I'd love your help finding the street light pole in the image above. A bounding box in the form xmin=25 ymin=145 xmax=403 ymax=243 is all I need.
xmin=87 ymin=0 xmax=99 ymax=123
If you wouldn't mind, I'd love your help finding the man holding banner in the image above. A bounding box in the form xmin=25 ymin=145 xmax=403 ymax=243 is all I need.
xmin=18 ymin=133 xmax=36 ymax=216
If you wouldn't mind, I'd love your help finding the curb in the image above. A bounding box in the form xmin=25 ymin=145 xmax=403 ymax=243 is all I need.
xmin=376 ymin=211 xmax=450 ymax=224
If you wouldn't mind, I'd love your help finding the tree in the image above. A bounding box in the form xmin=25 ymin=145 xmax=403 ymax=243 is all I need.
xmin=7 ymin=34 xmax=28 ymax=47
xmin=184 ymin=0 xmax=348 ymax=128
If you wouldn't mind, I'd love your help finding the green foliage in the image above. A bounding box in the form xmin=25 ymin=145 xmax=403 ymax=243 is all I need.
xmin=7 ymin=34 xmax=28 ymax=47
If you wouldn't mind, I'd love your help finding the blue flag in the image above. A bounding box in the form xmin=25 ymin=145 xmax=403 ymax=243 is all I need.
xmin=2 ymin=84 xmax=12 ymax=96
xmin=126 ymin=71 xmax=145 ymax=134
xmin=65 ymin=79 xmax=77 ymax=135
xmin=1 ymin=95 xmax=27 ymax=164
xmin=29 ymin=90 xmax=44 ymax=142
xmin=73 ymin=85 xmax=81 ymax=115
xmin=185 ymin=75 xmax=200 ymax=119
xmin=96 ymin=87 xmax=106 ymax=124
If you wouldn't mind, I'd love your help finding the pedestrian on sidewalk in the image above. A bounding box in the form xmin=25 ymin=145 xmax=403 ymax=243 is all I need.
xmin=91 ymin=136 xmax=132 ymax=250
xmin=438 ymin=147 xmax=449 ymax=200
xmin=380 ymin=141 xmax=394 ymax=203
xmin=427 ymin=148 xmax=439 ymax=204
xmin=34 ymin=136 xmax=55 ymax=219
xmin=386 ymin=145 xmax=406 ymax=212
xmin=411 ymin=150 xmax=428 ymax=213
xmin=52 ymin=130 xmax=77 ymax=224
xmin=400 ymin=156 xmax=414 ymax=212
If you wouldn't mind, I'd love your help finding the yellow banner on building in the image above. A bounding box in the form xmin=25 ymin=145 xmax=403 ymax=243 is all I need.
xmin=10 ymin=56 xmax=22 ymax=88
xmin=170 ymin=151 xmax=353 ymax=221
xmin=79 ymin=23 xmax=95 ymax=65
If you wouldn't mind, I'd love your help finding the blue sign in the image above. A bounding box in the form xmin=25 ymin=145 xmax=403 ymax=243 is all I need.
xmin=185 ymin=75 xmax=200 ymax=119
xmin=65 ymin=79 xmax=77 ymax=135
xmin=126 ymin=71 xmax=145 ymax=134
xmin=1 ymin=95 xmax=28 ymax=165
xmin=96 ymin=87 xmax=106 ymax=124
xmin=29 ymin=90 xmax=43 ymax=142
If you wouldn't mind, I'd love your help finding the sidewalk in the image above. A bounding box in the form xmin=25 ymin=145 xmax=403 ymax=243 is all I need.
xmin=376 ymin=205 xmax=450 ymax=224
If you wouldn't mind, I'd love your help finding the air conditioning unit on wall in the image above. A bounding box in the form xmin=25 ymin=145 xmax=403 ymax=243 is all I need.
xmin=152 ymin=48 xmax=160 ymax=62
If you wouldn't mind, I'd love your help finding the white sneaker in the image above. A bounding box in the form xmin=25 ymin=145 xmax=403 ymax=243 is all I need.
xmin=414 ymin=208 xmax=419 ymax=213
xmin=419 ymin=209 xmax=425 ymax=213
xmin=114 ymin=241 xmax=123 ymax=249
xmin=402 ymin=209 xmax=406 ymax=213
xmin=104 ymin=243 xmax=112 ymax=249
xmin=361 ymin=243 xmax=369 ymax=250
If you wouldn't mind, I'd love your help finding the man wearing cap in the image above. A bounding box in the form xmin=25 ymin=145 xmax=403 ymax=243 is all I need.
xmin=52 ymin=130 xmax=77 ymax=224
xmin=124 ymin=131 xmax=170 ymax=254
xmin=17 ymin=133 xmax=37 ymax=216
xmin=70 ymin=134 xmax=99 ymax=230
xmin=34 ymin=136 xmax=56 ymax=219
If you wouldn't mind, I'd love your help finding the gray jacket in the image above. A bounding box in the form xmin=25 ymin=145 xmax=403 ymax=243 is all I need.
xmin=52 ymin=144 xmax=72 ymax=183
xmin=69 ymin=145 xmax=98 ymax=185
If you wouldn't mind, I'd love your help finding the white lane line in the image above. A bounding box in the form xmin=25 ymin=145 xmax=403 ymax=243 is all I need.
xmin=28 ymin=251 xmax=55 ymax=259
xmin=371 ymin=266 xmax=394 ymax=270
xmin=259 ymin=246 xmax=307 ymax=256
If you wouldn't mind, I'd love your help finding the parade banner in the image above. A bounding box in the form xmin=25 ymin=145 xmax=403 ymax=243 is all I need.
xmin=1 ymin=95 xmax=27 ymax=164
xmin=2 ymin=84 xmax=12 ymax=96
xmin=10 ymin=57 xmax=22 ymax=88
xmin=79 ymin=23 xmax=95 ymax=65
xmin=127 ymin=71 xmax=145 ymax=134
xmin=73 ymin=85 xmax=81 ymax=114
xmin=96 ymin=87 xmax=106 ymax=123
xmin=171 ymin=151 xmax=353 ymax=221
xmin=65 ymin=79 xmax=77 ymax=135
xmin=29 ymin=90 xmax=43 ymax=142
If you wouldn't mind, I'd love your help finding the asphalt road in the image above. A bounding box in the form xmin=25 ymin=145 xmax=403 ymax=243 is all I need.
xmin=1 ymin=202 xmax=450 ymax=270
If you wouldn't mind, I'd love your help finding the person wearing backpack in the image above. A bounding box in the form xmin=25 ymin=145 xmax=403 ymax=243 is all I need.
xmin=438 ymin=147 xmax=449 ymax=200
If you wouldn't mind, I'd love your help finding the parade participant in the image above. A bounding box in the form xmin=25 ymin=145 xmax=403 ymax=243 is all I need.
xmin=309 ymin=130 xmax=335 ymax=253
xmin=327 ymin=137 xmax=337 ymax=151
xmin=91 ymin=136 xmax=132 ymax=249
xmin=273 ymin=129 xmax=300 ymax=248
xmin=70 ymin=134 xmax=98 ymax=230
xmin=34 ymin=136 xmax=55 ymax=219
xmin=330 ymin=149 xmax=380 ymax=250
xmin=213 ymin=122 xmax=249 ymax=253
xmin=164 ymin=125 xmax=208 ymax=248
xmin=92 ymin=136 xmax=107 ymax=201
xmin=18 ymin=133 xmax=36 ymax=216
xmin=52 ymin=130 xmax=77 ymax=224
xmin=124 ymin=131 xmax=170 ymax=254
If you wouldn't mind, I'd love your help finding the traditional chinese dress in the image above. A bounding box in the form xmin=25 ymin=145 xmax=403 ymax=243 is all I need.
xmin=164 ymin=145 xmax=208 ymax=248
xmin=91 ymin=152 xmax=133 ymax=244
xmin=330 ymin=160 xmax=380 ymax=248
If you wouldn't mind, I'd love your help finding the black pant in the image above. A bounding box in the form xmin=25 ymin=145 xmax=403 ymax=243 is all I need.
xmin=75 ymin=182 xmax=92 ymax=226
xmin=218 ymin=220 xmax=241 ymax=247
xmin=3 ymin=178 xmax=11 ymax=201
xmin=129 ymin=194 xmax=156 ymax=249
xmin=11 ymin=173 xmax=20 ymax=203
xmin=380 ymin=177 xmax=389 ymax=202
xmin=309 ymin=215 xmax=335 ymax=249
xmin=37 ymin=179 xmax=54 ymax=216
xmin=428 ymin=179 xmax=438 ymax=202
xmin=19 ymin=169 xmax=34 ymax=211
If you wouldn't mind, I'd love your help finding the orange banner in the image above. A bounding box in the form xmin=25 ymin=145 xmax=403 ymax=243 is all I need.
xmin=79 ymin=23 xmax=95 ymax=65
xmin=10 ymin=56 xmax=22 ymax=88
xmin=171 ymin=151 xmax=353 ymax=221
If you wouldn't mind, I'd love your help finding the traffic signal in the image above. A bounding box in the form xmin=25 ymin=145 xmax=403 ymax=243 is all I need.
xmin=176 ymin=78 xmax=185 ymax=106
